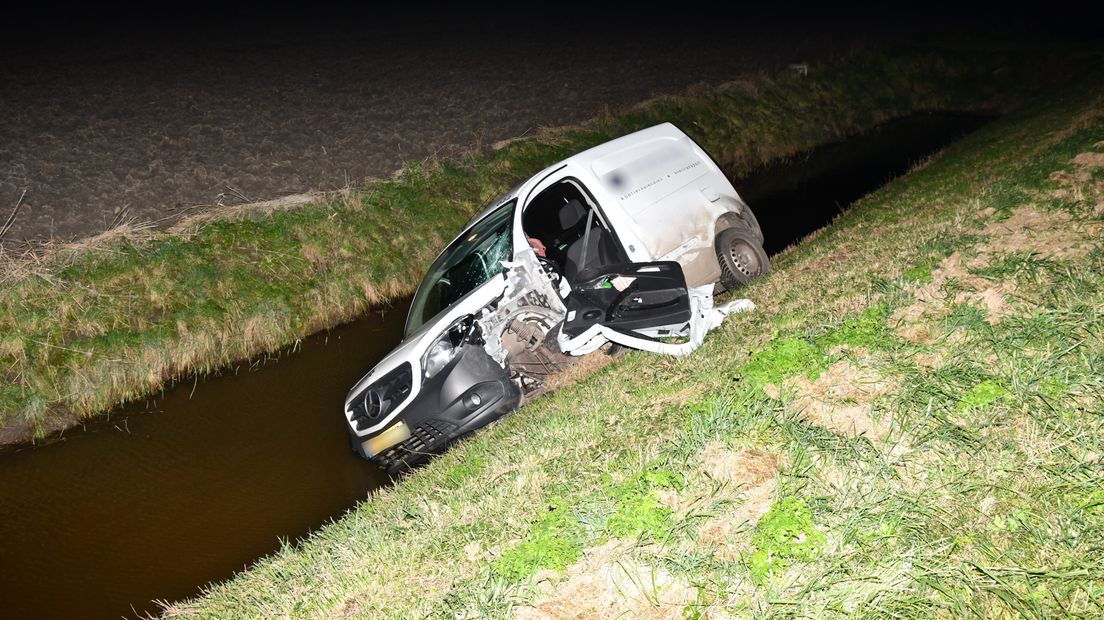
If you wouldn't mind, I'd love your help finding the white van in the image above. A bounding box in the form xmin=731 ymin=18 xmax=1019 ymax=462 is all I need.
xmin=344 ymin=123 xmax=767 ymax=471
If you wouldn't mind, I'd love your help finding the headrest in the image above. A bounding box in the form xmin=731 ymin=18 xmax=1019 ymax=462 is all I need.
xmin=557 ymin=199 xmax=587 ymax=229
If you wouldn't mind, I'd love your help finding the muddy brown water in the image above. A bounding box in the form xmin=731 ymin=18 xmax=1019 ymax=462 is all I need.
xmin=0 ymin=112 xmax=990 ymax=618
xmin=0 ymin=304 xmax=406 ymax=618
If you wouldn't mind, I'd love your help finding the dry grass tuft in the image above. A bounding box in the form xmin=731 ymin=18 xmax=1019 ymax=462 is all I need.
xmin=167 ymin=192 xmax=320 ymax=236
xmin=978 ymin=205 xmax=1100 ymax=260
xmin=1050 ymin=148 xmax=1104 ymax=216
xmin=241 ymin=312 xmax=287 ymax=353
xmin=1070 ymin=151 xmax=1104 ymax=168
xmin=891 ymin=200 xmax=1104 ymax=342
xmin=891 ymin=250 xmax=1013 ymax=341
xmin=515 ymin=541 xmax=697 ymax=620
xmin=300 ymin=243 xmax=330 ymax=271
xmin=0 ymin=222 xmax=157 ymax=286
xmin=540 ymin=347 xmax=618 ymax=393
xmin=700 ymin=443 xmax=782 ymax=489
xmin=787 ymin=359 xmax=895 ymax=440
xmin=696 ymin=446 xmax=783 ymax=559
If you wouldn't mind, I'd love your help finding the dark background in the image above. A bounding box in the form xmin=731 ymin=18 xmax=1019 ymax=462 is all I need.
xmin=0 ymin=4 xmax=1095 ymax=241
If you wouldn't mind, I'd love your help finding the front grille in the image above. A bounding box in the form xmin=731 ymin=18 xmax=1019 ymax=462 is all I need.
xmin=348 ymin=363 xmax=412 ymax=430
xmin=376 ymin=420 xmax=457 ymax=471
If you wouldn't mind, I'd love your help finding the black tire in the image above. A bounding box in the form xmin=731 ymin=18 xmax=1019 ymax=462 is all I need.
xmin=716 ymin=227 xmax=770 ymax=290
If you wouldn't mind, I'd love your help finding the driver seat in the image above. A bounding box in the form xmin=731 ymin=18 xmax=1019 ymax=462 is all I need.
xmin=562 ymin=210 xmax=623 ymax=282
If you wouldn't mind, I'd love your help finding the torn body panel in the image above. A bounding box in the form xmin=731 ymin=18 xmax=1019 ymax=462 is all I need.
xmin=479 ymin=253 xmax=566 ymax=367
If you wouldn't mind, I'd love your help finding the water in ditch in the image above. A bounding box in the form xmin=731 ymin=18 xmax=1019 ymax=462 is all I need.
xmin=0 ymin=305 xmax=406 ymax=618
xmin=0 ymin=112 xmax=990 ymax=618
xmin=736 ymin=112 xmax=990 ymax=255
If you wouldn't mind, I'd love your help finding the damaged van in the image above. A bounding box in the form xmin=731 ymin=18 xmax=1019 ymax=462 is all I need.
xmin=344 ymin=123 xmax=768 ymax=471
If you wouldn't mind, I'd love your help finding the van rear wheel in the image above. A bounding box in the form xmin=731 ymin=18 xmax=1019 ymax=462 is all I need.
xmin=716 ymin=228 xmax=769 ymax=290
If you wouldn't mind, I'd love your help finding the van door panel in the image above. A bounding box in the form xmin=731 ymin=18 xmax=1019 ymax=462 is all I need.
xmin=561 ymin=261 xmax=692 ymax=339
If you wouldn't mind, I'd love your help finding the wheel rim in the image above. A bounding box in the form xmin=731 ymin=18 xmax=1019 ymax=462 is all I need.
xmin=728 ymin=240 xmax=762 ymax=277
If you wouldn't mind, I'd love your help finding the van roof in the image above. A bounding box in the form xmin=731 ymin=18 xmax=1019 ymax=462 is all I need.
xmin=462 ymin=122 xmax=689 ymax=228
xmin=560 ymin=122 xmax=685 ymax=172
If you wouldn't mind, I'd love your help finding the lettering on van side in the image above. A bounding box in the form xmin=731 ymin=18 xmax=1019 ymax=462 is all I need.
xmin=618 ymin=176 xmax=664 ymax=201
xmin=670 ymin=160 xmax=703 ymax=176
xmin=616 ymin=159 xmax=702 ymax=201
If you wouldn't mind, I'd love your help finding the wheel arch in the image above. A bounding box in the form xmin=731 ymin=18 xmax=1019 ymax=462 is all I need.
xmin=713 ymin=198 xmax=764 ymax=244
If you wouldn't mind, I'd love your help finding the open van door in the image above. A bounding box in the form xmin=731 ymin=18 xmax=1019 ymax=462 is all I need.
xmin=556 ymin=260 xmax=754 ymax=357
xmin=562 ymin=261 xmax=691 ymax=338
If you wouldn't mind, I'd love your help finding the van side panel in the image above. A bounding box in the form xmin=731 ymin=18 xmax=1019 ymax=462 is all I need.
xmin=590 ymin=134 xmax=726 ymax=255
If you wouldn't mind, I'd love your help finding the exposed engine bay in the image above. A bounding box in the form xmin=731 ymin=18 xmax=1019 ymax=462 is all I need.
xmin=478 ymin=250 xmax=754 ymax=403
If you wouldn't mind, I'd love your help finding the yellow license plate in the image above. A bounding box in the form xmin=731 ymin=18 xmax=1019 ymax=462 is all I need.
xmin=364 ymin=421 xmax=412 ymax=456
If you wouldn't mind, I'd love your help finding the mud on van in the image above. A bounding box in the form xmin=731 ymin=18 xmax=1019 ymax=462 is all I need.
xmin=344 ymin=123 xmax=768 ymax=471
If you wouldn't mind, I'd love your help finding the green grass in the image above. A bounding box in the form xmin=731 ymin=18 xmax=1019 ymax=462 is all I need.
xmin=164 ymin=53 xmax=1104 ymax=619
xmin=491 ymin=498 xmax=583 ymax=581
xmin=605 ymin=465 xmax=684 ymax=540
xmin=0 ymin=46 xmax=1079 ymax=442
xmin=748 ymin=497 xmax=826 ymax=583
xmin=737 ymin=337 xmax=824 ymax=387
xmin=955 ymin=379 xmax=1009 ymax=412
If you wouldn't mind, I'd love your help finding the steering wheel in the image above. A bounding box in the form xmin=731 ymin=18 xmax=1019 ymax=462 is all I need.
xmin=472 ymin=253 xmax=489 ymax=277
xmin=536 ymin=255 xmax=562 ymax=284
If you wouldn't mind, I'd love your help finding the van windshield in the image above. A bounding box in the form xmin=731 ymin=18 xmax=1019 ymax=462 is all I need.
xmin=405 ymin=200 xmax=516 ymax=337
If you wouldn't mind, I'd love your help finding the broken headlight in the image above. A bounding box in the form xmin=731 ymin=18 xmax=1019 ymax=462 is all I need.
xmin=422 ymin=315 xmax=476 ymax=379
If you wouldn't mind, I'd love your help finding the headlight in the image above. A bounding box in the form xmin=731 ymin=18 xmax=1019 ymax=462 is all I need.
xmin=422 ymin=315 xmax=475 ymax=379
xmin=348 ymin=363 xmax=412 ymax=431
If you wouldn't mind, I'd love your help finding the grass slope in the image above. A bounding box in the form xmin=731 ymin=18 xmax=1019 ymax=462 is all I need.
xmin=165 ymin=61 xmax=1104 ymax=618
xmin=0 ymin=47 xmax=1070 ymax=443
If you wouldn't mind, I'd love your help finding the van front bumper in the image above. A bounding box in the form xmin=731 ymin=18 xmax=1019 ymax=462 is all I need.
xmin=350 ymin=343 xmax=521 ymax=472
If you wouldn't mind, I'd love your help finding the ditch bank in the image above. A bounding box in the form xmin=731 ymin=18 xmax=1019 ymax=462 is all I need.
xmin=0 ymin=47 xmax=1072 ymax=444
xmin=166 ymin=66 xmax=1104 ymax=619
xmin=0 ymin=112 xmax=990 ymax=619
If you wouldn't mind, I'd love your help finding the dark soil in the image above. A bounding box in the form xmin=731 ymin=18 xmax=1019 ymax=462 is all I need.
xmin=0 ymin=14 xmax=871 ymax=243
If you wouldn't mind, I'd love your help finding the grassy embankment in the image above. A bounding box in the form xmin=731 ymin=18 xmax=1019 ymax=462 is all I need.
xmin=0 ymin=48 xmax=1064 ymax=444
xmin=165 ymin=61 xmax=1104 ymax=617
